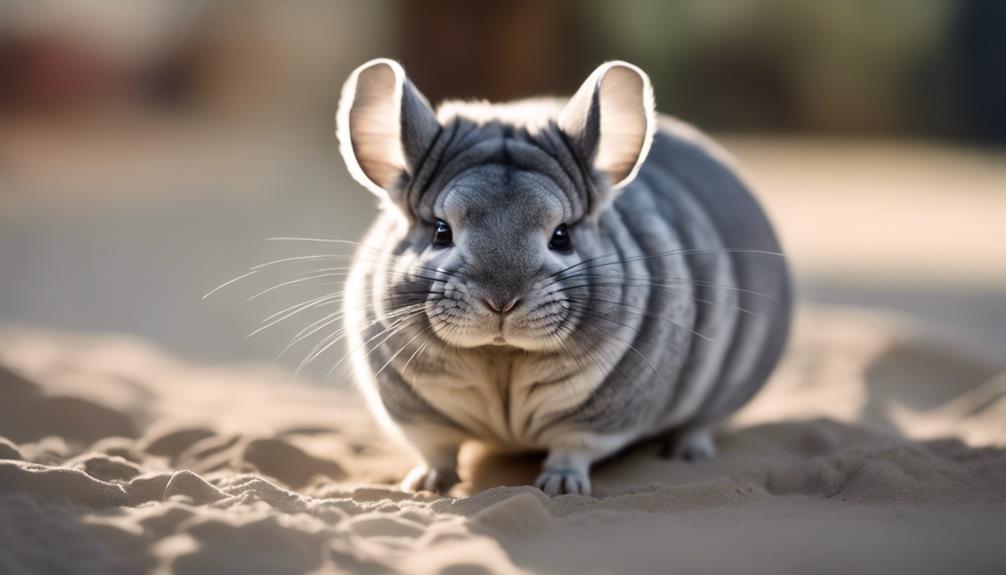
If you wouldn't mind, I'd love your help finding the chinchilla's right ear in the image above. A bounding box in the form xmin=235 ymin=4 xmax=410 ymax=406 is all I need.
xmin=559 ymin=61 xmax=655 ymax=213
xmin=336 ymin=59 xmax=440 ymax=205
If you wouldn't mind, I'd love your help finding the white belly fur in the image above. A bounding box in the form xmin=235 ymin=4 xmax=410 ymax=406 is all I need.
xmin=407 ymin=350 xmax=624 ymax=450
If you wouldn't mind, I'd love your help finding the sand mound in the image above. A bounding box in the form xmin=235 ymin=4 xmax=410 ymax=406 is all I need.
xmin=1 ymin=306 xmax=1004 ymax=574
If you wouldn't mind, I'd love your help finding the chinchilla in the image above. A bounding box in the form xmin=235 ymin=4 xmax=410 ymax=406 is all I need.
xmin=336 ymin=58 xmax=792 ymax=496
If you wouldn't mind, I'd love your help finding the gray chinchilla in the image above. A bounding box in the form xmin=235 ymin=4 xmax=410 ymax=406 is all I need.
xmin=336 ymin=59 xmax=792 ymax=496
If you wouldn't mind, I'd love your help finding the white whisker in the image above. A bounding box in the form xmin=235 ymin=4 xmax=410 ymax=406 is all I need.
xmin=250 ymin=254 xmax=351 ymax=271
xmin=247 ymin=272 xmax=347 ymax=301
xmin=203 ymin=270 xmax=258 ymax=299
xmin=250 ymin=293 xmax=342 ymax=337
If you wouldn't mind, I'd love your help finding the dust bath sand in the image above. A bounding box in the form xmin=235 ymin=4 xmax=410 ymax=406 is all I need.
xmin=1 ymin=306 xmax=1004 ymax=574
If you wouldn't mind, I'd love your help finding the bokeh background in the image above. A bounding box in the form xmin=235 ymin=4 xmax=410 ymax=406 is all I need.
xmin=1 ymin=0 xmax=1004 ymax=373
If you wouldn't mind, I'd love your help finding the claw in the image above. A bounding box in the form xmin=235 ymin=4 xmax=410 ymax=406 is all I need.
xmin=535 ymin=467 xmax=591 ymax=496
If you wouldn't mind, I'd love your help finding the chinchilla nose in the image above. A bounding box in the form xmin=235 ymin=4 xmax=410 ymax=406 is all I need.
xmin=464 ymin=227 xmax=539 ymax=314
xmin=479 ymin=295 xmax=521 ymax=315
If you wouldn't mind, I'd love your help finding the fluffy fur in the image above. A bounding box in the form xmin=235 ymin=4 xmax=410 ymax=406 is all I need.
xmin=337 ymin=59 xmax=792 ymax=496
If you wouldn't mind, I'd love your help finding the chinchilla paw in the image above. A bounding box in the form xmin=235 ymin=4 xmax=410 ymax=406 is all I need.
xmin=401 ymin=465 xmax=460 ymax=494
xmin=660 ymin=429 xmax=717 ymax=461
xmin=535 ymin=467 xmax=591 ymax=496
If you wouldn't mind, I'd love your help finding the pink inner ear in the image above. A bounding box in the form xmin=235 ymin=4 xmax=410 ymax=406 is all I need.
xmin=346 ymin=63 xmax=408 ymax=191
xmin=594 ymin=64 xmax=654 ymax=188
xmin=557 ymin=61 xmax=655 ymax=192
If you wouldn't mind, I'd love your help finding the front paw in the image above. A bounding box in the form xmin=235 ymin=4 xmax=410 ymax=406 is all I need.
xmin=660 ymin=429 xmax=717 ymax=462
xmin=535 ymin=467 xmax=591 ymax=496
xmin=401 ymin=465 xmax=460 ymax=494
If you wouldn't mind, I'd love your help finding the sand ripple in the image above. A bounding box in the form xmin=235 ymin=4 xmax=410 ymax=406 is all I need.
xmin=1 ymin=307 xmax=1004 ymax=574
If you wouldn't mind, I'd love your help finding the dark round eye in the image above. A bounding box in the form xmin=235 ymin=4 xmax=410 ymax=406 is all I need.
xmin=432 ymin=219 xmax=453 ymax=247
xmin=548 ymin=224 xmax=572 ymax=252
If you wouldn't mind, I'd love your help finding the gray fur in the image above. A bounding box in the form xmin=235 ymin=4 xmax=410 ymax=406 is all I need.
xmin=337 ymin=59 xmax=792 ymax=496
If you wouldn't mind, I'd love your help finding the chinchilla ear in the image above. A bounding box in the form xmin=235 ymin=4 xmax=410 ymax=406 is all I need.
xmin=559 ymin=61 xmax=656 ymax=194
xmin=336 ymin=58 xmax=440 ymax=204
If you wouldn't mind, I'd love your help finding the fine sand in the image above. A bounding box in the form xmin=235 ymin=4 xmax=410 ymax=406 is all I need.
xmin=1 ymin=305 xmax=1004 ymax=574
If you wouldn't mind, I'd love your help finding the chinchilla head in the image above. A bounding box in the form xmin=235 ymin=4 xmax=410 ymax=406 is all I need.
xmin=337 ymin=59 xmax=655 ymax=351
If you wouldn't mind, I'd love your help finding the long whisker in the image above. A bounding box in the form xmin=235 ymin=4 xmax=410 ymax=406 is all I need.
xmin=249 ymin=294 xmax=342 ymax=337
xmin=265 ymin=237 xmax=369 ymax=247
xmin=400 ymin=328 xmax=440 ymax=376
xmin=327 ymin=313 xmax=428 ymax=377
xmin=369 ymin=321 xmax=440 ymax=382
xmin=587 ymin=290 xmax=760 ymax=319
xmin=294 ymin=302 xmax=426 ymax=370
xmin=203 ymin=270 xmax=258 ymax=299
xmin=571 ymin=297 xmax=712 ymax=342
xmin=250 ymin=254 xmax=351 ymax=270
xmin=277 ymin=310 xmax=345 ymax=358
xmin=542 ymin=247 xmax=785 ymax=290
xmin=554 ymin=273 xmax=778 ymax=300
xmin=247 ymin=272 xmax=348 ymax=301
xmin=546 ymin=324 xmax=606 ymax=411
xmin=205 ymin=235 xmax=469 ymax=301
xmin=547 ymin=280 xmax=774 ymax=302
xmin=576 ymin=319 xmax=665 ymax=381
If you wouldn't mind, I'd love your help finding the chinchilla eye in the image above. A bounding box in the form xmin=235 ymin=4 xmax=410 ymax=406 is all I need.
xmin=548 ymin=224 xmax=572 ymax=252
xmin=432 ymin=219 xmax=453 ymax=247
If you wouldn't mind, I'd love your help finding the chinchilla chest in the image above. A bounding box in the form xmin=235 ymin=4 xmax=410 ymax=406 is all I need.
xmin=402 ymin=347 xmax=607 ymax=449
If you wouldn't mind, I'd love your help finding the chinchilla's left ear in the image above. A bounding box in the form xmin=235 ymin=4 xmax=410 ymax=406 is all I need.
xmin=336 ymin=58 xmax=440 ymax=205
xmin=559 ymin=61 xmax=656 ymax=196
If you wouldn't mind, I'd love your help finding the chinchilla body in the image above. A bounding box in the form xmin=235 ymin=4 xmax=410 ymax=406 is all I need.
xmin=337 ymin=59 xmax=791 ymax=495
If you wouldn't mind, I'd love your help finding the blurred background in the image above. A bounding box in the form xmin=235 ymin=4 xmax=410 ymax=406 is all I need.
xmin=1 ymin=0 xmax=1004 ymax=373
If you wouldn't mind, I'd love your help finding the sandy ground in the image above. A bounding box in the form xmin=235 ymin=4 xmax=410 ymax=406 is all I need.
xmin=1 ymin=305 xmax=1004 ymax=574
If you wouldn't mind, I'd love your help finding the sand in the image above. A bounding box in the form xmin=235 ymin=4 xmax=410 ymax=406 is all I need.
xmin=1 ymin=305 xmax=1004 ymax=574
